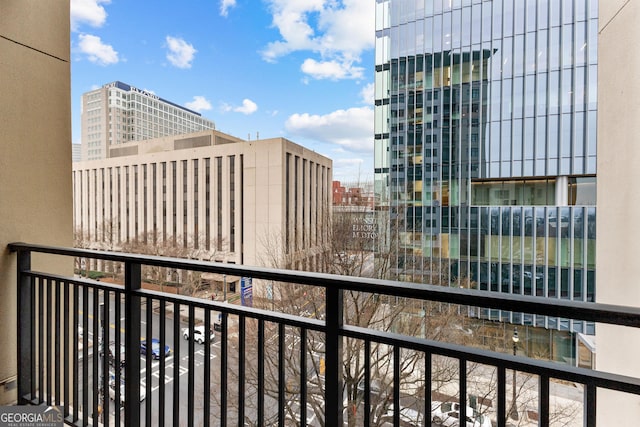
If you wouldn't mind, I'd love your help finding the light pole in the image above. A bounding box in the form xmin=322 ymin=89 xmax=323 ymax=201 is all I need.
xmin=509 ymin=327 xmax=520 ymax=421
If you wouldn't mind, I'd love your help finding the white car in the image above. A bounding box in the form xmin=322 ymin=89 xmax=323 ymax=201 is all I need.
xmin=182 ymin=325 xmax=215 ymax=344
xmin=108 ymin=379 xmax=146 ymax=405
xmin=431 ymin=401 xmax=491 ymax=427
xmin=379 ymin=404 xmax=424 ymax=426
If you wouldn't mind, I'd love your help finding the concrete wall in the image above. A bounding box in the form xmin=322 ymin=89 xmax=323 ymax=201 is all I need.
xmin=0 ymin=0 xmax=73 ymax=404
xmin=596 ymin=0 xmax=640 ymax=423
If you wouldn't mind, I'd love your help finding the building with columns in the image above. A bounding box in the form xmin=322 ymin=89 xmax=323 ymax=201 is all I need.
xmin=73 ymin=130 xmax=332 ymax=274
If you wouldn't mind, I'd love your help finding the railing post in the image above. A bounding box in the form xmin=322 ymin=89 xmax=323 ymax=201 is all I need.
xmin=16 ymin=249 xmax=32 ymax=404
xmin=325 ymin=286 xmax=344 ymax=426
xmin=124 ymin=261 xmax=141 ymax=427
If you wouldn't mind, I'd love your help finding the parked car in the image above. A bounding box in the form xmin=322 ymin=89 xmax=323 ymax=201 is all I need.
xmin=431 ymin=401 xmax=491 ymax=427
xmin=140 ymin=338 xmax=171 ymax=360
xmin=182 ymin=325 xmax=215 ymax=344
xmin=99 ymin=340 xmax=126 ymax=367
xmin=379 ymin=404 xmax=424 ymax=426
xmin=108 ymin=378 xmax=146 ymax=404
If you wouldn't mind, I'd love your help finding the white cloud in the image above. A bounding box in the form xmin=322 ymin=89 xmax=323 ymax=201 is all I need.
xmin=221 ymin=99 xmax=258 ymax=115
xmin=185 ymin=96 xmax=212 ymax=112
xmin=165 ymin=36 xmax=197 ymax=69
xmin=300 ymin=58 xmax=364 ymax=80
xmin=220 ymin=0 xmax=237 ymax=16
xmin=78 ymin=34 xmax=119 ymax=65
xmin=285 ymin=106 xmax=373 ymax=152
xmin=261 ymin=0 xmax=374 ymax=68
xmin=70 ymin=0 xmax=110 ymax=31
xmin=235 ymin=99 xmax=258 ymax=115
xmin=360 ymin=82 xmax=374 ymax=105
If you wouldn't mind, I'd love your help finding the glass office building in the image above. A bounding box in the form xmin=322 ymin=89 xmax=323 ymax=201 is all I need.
xmin=374 ymin=1 xmax=598 ymax=359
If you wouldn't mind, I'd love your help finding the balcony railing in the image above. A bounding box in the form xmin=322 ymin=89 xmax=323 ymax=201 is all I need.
xmin=9 ymin=242 xmax=640 ymax=426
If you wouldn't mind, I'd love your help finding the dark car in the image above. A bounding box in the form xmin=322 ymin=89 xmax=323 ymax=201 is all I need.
xmin=140 ymin=338 xmax=171 ymax=360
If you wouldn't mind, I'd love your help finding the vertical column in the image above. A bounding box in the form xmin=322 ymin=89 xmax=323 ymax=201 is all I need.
xmin=16 ymin=248 xmax=32 ymax=404
xmin=325 ymin=286 xmax=344 ymax=426
xmin=123 ymin=261 xmax=141 ymax=426
xmin=555 ymin=176 xmax=568 ymax=206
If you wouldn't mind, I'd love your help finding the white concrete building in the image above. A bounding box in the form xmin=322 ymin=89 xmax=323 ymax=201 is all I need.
xmin=81 ymin=81 xmax=215 ymax=161
xmin=73 ymin=130 xmax=333 ymax=272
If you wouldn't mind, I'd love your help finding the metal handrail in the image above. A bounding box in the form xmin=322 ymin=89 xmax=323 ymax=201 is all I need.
xmin=9 ymin=242 xmax=640 ymax=427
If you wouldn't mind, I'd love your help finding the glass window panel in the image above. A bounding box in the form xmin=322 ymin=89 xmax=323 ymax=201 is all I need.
xmin=549 ymin=70 xmax=560 ymax=114
xmin=425 ymin=17 xmax=433 ymax=51
xmin=536 ymin=265 xmax=545 ymax=296
xmin=538 ymin=0 xmax=549 ymax=29
xmin=548 ymin=266 xmax=557 ymax=297
xmin=461 ymin=7 xmax=471 ymax=46
xmin=490 ymin=122 xmax=501 ymax=161
xmin=573 ymin=269 xmax=583 ymax=299
xmin=433 ymin=14 xmax=442 ymax=51
xmin=443 ymin=12 xmax=452 ymax=50
xmin=503 ymin=0 xmax=514 ymax=37
xmin=575 ymin=22 xmax=587 ymax=66
xmin=525 ymin=32 xmax=536 ymax=74
xmin=523 ymin=265 xmax=533 ymax=295
xmin=490 ymin=81 xmax=501 ymax=120
xmin=536 ymin=116 xmax=547 ymax=160
xmin=575 ymin=112 xmax=585 ymax=158
xmin=536 ymin=72 xmax=547 ymax=115
xmin=588 ymin=19 xmax=598 ymax=64
xmin=452 ymin=10 xmax=462 ymax=48
xmin=588 ymin=64 xmax=597 ymax=110
xmin=548 ymin=115 xmax=559 ymax=158
xmin=513 ymin=118 xmax=523 ymax=159
xmin=523 ymin=75 xmax=534 ymax=117
xmin=490 ymin=41 xmax=503 ymax=81
xmin=501 ymin=120 xmax=512 ymax=161
xmin=576 ymin=0 xmax=587 ymax=21
xmin=514 ymin=35 xmax=525 ymax=76
xmin=561 ymin=113 xmax=572 ymax=157
xmin=482 ymin=1 xmax=492 ymax=42
xmin=550 ymin=0 xmax=561 ymax=27
xmin=524 ymin=117 xmax=534 ymax=159
xmin=502 ymin=79 xmax=512 ymax=118
xmin=587 ymin=111 xmax=596 ymax=157
xmin=562 ymin=24 xmax=574 ymax=68
xmin=526 ymin=0 xmax=536 ymax=32
xmin=562 ymin=0 xmax=574 ymax=24
xmin=502 ymin=37 xmax=513 ymax=78
xmin=524 ymin=207 xmax=534 ymax=237
xmin=549 ymin=27 xmax=560 ymax=70
xmin=586 ymin=270 xmax=594 ymax=302
xmin=575 ymin=66 xmax=586 ymax=111
xmin=513 ymin=77 xmax=523 ymax=118
xmin=537 ymin=29 xmax=548 ymax=72
xmin=514 ymin=0 xmax=525 ymax=34
xmin=472 ymin=3 xmax=481 ymax=42
xmin=502 ymin=264 xmax=510 ymax=292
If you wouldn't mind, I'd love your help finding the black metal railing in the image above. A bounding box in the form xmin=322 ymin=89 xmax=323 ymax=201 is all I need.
xmin=9 ymin=242 xmax=640 ymax=426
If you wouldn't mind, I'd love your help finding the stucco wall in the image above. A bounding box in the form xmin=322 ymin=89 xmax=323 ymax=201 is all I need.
xmin=596 ymin=0 xmax=640 ymax=423
xmin=0 ymin=0 xmax=73 ymax=404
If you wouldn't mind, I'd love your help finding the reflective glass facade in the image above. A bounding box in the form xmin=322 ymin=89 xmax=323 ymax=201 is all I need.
xmin=374 ymin=0 xmax=597 ymax=334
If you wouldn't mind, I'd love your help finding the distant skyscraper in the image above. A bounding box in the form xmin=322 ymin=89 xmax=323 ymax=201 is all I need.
xmin=72 ymin=143 xmax=82 ymax=162
xmin=374 ymin=1 xmax=598 ymax=361
xmin=81 ymin=81 xmax=215 ymax=161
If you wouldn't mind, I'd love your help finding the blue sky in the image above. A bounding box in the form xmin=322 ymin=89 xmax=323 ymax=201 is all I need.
xmin=70 ymin=0 xmax=375 ymax=183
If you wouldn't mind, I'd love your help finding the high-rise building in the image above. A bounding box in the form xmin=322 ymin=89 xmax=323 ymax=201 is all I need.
xmin=81 ymin=81 xmax=215 ymax=161
xmin=374 ymin=1 xmax=598 ymax=362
